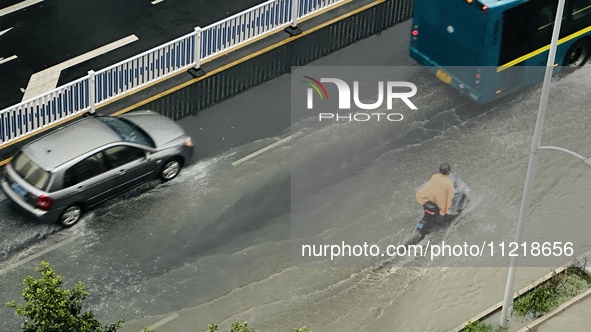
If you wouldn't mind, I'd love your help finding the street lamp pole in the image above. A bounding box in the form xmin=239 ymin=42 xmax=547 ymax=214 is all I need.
xmin=499 ymin=0 xmax=567 ymax=327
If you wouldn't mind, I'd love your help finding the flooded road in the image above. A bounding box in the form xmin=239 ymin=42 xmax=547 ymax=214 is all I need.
xmin=1 ymin=21 xmax=591 ymax=332
xmin=185 ymin=65 xmax=591 ymax=332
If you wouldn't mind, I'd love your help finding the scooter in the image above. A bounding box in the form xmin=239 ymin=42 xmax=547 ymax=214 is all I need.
xmin=416 ymin=173 xmax=471 ymax=236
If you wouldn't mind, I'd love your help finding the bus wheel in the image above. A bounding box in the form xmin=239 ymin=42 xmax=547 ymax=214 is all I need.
xmin=564 ymin=39 xmax=591 ymax=70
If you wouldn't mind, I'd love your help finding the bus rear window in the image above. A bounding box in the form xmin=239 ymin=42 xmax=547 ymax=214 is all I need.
xmin=11 ymin=152 xmax=50 ymax=190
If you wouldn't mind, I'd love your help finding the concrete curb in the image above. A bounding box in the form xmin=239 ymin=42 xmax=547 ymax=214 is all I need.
xmin=452 ymin=250 xmax=591 ymax=332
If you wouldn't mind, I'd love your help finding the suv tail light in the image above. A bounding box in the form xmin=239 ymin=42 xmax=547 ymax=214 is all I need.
xmin=36 ymin=195 xmax=54 ymax=211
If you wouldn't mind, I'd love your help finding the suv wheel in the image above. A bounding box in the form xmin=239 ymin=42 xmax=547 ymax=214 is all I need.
xmin=60 ymin=205 xmax=83 ymax=227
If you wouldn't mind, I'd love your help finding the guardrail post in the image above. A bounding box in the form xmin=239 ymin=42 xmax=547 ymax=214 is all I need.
xmin=285 ymin=0 xmax=303 ymax=36
xmin=188 ymin=27 xmax=206 ymax=78
xmin=88 ymin=70 xmax=96 ymax=115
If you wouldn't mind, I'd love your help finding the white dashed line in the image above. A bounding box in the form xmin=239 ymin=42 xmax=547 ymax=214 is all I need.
xmin=0 ymin=55 xmax=18 ymax=64
xmin=59 ymin=34 xmax=139 ymax=69
xmin=232 ymin=131 xmax=303 ymax=166
xmin=22 ymin=34 xmax=139 ymax=101
xmin=151 ymin=0 xmax=164 ymax=4
xmin=143 ymin=313 xmax=179 ymax=331
xmin=0 ymin=27 xmax=13 ymax=36
xmin=0 ymin=0 xmax=43 ymax=17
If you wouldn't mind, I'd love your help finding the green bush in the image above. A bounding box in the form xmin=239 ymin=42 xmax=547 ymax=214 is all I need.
xmin=513 ymin=267 xmax=591 ymax=317
xmin=208 ymin=322 xmax=310 ymax=332
xmin=461 ymin=320 xmax=496 ymax=332
xmin=513 ymin=277 xmax=559 ymax=316
xmin=208 ymin=321 xmax=256 ymax=332
xmin=7 ymin=261 xmax=311 ymax=332
xmin=6 ymin=261 xmax=124 ymax=332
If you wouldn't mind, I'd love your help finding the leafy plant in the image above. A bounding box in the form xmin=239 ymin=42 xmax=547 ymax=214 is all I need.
xmin=513 ymin=277 xmax=559 ymax=316
xmin=461 ymin=320 xmax=496 ymax=332
xmin=7 ymin=261 xmax=313 ymax=332
xmin=513 ymin=267 xmax=591 ymax=317
xmin=6 ymin=261 xmax=124 ymax=332
xmin=208 ymin=322 xmax=310 ymax=332
xmin=209 ymin=321 xmax=257 ymax=332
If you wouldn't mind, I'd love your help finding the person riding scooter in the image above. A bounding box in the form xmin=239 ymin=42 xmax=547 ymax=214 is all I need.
xmin=415 ymin=163 xmax=456 ymax=223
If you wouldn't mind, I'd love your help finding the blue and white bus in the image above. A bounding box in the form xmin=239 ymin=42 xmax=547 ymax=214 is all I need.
xmin=409 ymin=0 xmax=591 ymax=103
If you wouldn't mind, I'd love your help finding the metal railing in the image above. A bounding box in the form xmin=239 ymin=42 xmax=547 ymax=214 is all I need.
xmin=298 ymin=0 xmax=343 ymax=20
xmin=200 ymin=0 xmax=293 ymax=60
xmin=573 ymin=252 xmax=591 ymax=270
xmin=90 ymin=32 xmax=196 ymax=108
xmin=149 ymin=0 xmax=414 ymax=120
xmin=0 ymin=0 xmax=357 ymax=147
xmin=0 ymin=76 xmax=90 ymax=144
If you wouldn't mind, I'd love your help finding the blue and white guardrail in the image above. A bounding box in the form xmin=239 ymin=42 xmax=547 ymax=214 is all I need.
xmin=0 ymin=0 xmax=347 ymax=147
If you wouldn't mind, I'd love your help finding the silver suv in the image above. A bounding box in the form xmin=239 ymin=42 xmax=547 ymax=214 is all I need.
xmin=1 ymin=111 xmax=193 ymax=227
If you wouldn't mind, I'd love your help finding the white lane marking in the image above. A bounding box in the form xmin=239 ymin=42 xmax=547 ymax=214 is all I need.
xmin=0 ymin=233 xmax=84 ymax=276
xmin=0 ymin=27 xmax=13 ymax=36
xmin=22 ymin=34 xmax=139 ymax=101
xmin=144 ymin=313 xmax=179 ymax=331
xmin=0 ymin=0 xmax=43 ymax=17
xmin=0 ymin=55 xmax=18 ymax=64
xmin=231 ymin=131 xmax=303 ymax=166
xmin=60 ymin=34 xmax=139 ymax=69
xmin=151 ymin=0 xmax=164 ymax=4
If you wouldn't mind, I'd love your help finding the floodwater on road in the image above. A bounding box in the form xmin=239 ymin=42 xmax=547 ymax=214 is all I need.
xmin=118 ymin=65 xmax=591 ymax=332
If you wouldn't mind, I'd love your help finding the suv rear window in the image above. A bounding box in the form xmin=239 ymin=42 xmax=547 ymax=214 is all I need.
xmin=11 ymin=152 xmax=50 ymax=190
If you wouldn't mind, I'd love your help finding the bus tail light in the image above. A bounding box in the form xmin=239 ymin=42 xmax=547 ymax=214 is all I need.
xmin=476 ymin=1 xmax=488 ymax=11
xmin=411 ymin=24 xmax=419 ymax=37
xmin=411 ymin=25 xmax=419 ymax=45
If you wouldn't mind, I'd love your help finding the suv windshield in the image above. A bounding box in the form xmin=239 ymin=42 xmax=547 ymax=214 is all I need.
xmin=97 ymin=117 xmax=155 ymax=147
xmin=11 ymin=152 xmax=51 ymax=190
